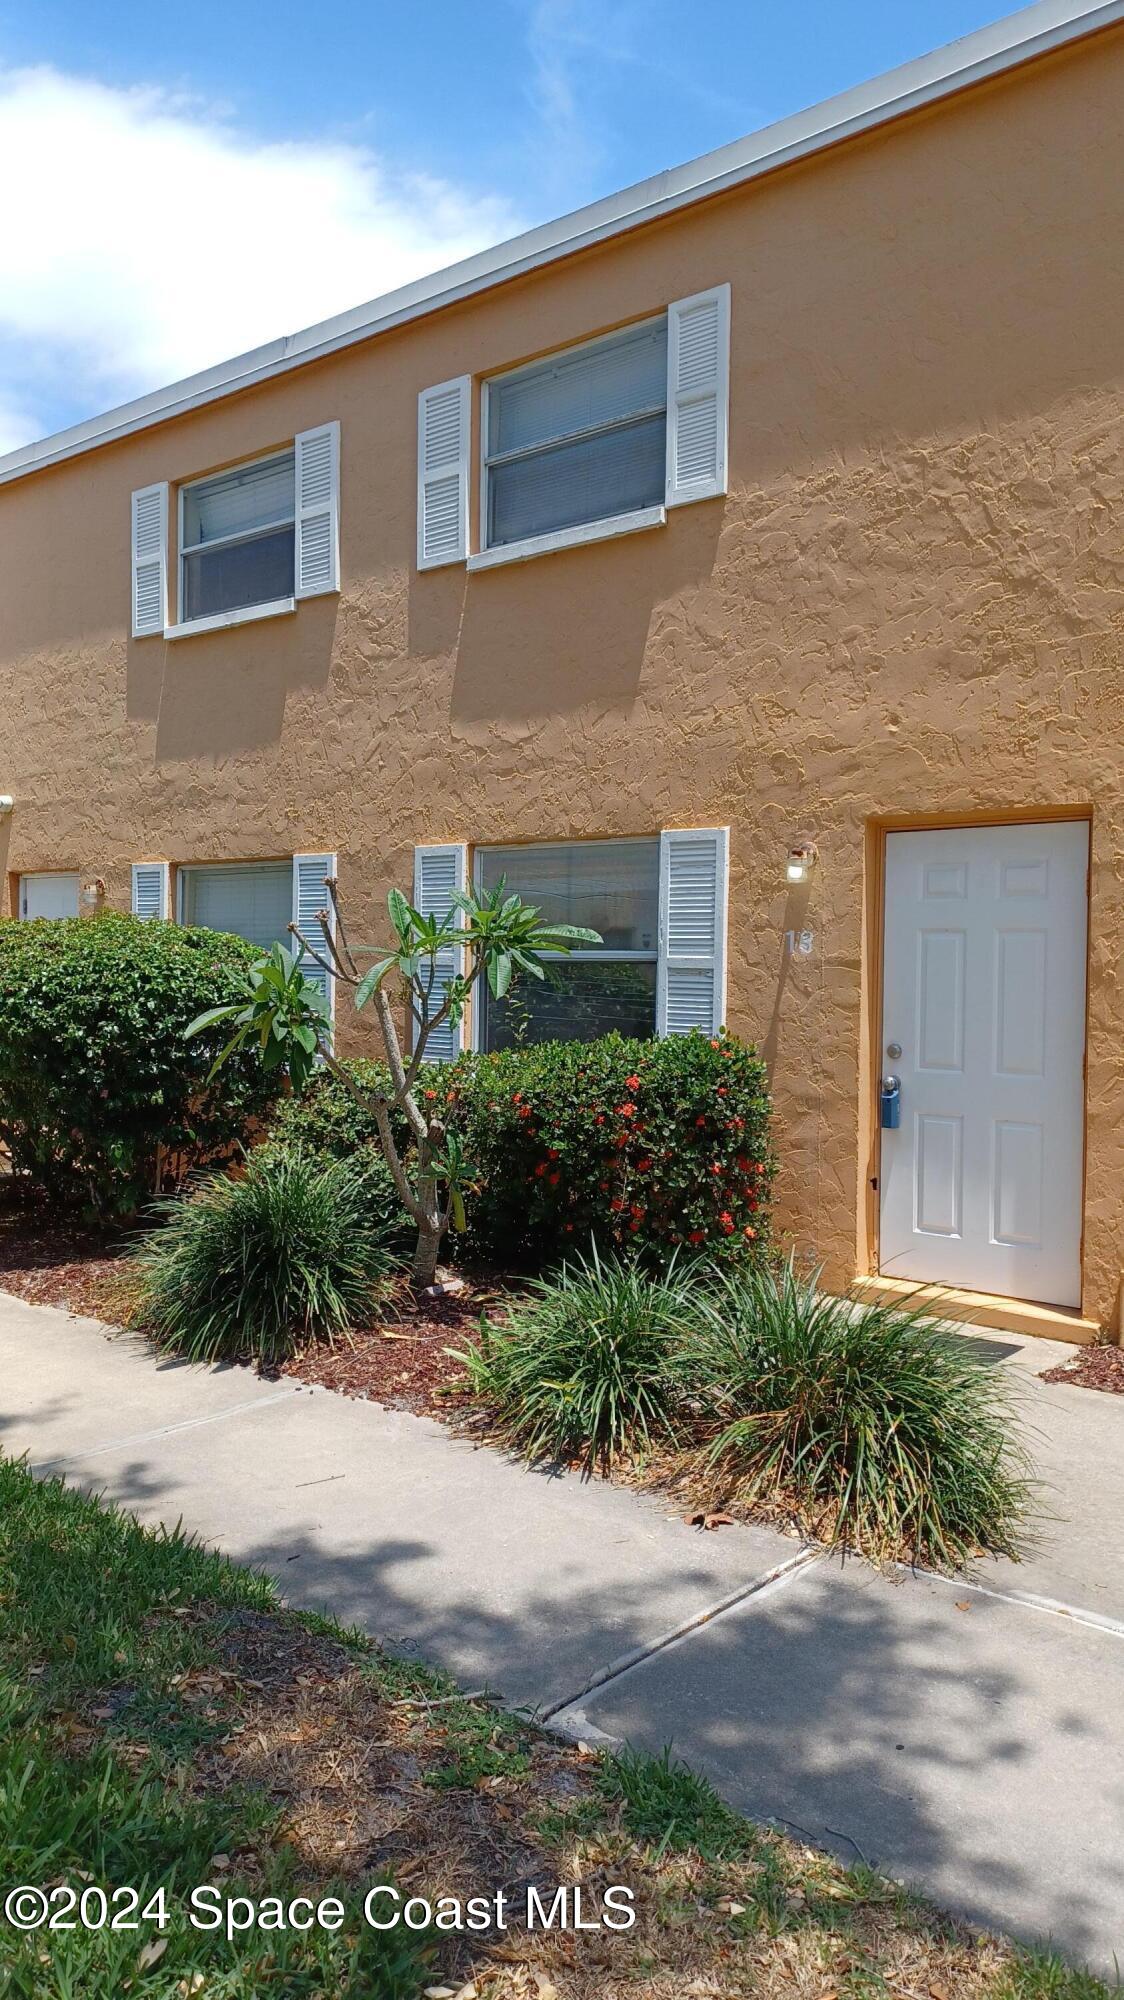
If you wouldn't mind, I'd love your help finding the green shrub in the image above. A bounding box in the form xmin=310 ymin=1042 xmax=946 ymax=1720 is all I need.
xmin=133 ymin=1147 xmax=397 ymax=1365
xmin=0 ymin=914 xmax=276 ymax=1218
xmin=457 ymin=1247 xmax=699 ymax=1470
xmin=686 ymin=1259 xmax=1030 ymax=1566
xmin=274 ymin=1029 xmax=774 ymax=1271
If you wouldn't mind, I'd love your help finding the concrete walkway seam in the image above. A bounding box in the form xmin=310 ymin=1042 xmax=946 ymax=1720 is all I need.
xmin=541 ymin=1546 xmax=822 ymax=1723
xmin=915 ymin=1563 xmax=1124 ymax=1641
xmin=29 ymin=1390 xmax=298 ymax=1473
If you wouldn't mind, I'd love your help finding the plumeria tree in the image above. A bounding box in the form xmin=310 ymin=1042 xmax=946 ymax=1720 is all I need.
xmin=188 ymin=875 xmax=599 ymax=1288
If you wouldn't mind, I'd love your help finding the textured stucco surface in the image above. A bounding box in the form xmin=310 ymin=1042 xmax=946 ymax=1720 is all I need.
xmin=1 ymin=27 xmax=1122 ymax=1325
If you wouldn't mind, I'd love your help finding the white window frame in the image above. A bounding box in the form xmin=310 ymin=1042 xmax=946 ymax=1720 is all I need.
xmin=174 ymin=447 xmax=298 ymax=634
xmin=469 ymin=835 xmax=660 ymax=1052
xmin=476 ymin=317 xmax=669 ymax=566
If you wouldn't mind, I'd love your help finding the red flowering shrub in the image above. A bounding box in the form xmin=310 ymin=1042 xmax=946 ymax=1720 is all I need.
xmin=444 ymin=1028 xmax=774 ymax=1268
xmin=272 ymin=1029 xmax=774 ymax=1272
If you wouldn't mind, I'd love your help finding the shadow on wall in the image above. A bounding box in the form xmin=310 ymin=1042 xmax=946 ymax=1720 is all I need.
xmin=126 ymin=597 xmax=340 ymax=761
xmin=761 ymin=873 xmax=814 ymax=1080
xmin=409 ymin=503 xmax=724 ymax=732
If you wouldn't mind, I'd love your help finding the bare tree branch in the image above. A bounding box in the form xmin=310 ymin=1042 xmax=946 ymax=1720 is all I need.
xmin=325 ymin=876 xmax=360 ymax=980
xmin=287 ymin=923 xmax=341 ymax=988
xmin=315 ymin=903 xmax=354 ymax=984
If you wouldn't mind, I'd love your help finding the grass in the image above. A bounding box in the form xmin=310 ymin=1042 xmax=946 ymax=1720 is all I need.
xmin=0 ymin=1456 xmax=1111 ymax=2000
xmin=455 ymin=1246 xmax=698 ymax=1471
xmin=131 ymin=1146 xmax=396 ymax=1365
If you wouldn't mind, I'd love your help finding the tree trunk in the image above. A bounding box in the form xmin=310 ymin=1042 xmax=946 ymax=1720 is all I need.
xmin=411 ymin=1218 xmax=443 ymax=1291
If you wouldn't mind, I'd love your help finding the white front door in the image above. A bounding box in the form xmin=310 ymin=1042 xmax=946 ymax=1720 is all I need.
xmin=19 ymin=873 xmax=80 ymax=919
xmin=880 ymin=821 xmax=1087 ymax=1308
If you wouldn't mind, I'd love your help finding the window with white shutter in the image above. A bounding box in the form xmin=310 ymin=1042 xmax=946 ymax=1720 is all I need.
xmin=474 ymin=838 xmax=658 ymax=1051
xmin=665 ymin=287 xmax=730 ymax=508
xmin=180 ymin=862 xmax=293 ymax=952
xmin=656 ymin=828 xmax=729 ymax=1036
xmin=482 ymin=321 xmax=667 ymax=551
xmin=413 ymin=844 xmax=468 ymax=1059
xmin=417 ymin=378 xmax=470 ymax=569
xmin=293 ymin=853 xmax=338 ymax=1021
xmin=131 ymin=482 xmax=168 ymax=636
xmin=131 ymin=862 xmax=169 ymax=921
xmin=295 ymin=423 xmax=340 ymax=597
xmin=179 ymin=451 xmax=295 ymax=623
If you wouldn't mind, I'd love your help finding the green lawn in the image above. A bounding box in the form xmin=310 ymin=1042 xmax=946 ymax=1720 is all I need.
xmin=0 ymin=1457 xmax=1109 ymax=2000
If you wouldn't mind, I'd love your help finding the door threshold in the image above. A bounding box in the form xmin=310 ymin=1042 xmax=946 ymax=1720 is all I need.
xmin=853 ymin=1274 xmax=1101 ymax=1346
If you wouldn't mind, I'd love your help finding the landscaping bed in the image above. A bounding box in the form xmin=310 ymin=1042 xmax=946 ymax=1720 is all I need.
xmin=0 ymin=1178 xmax=140 ymax=1324
xmin=1040 ymin=1343 xmax=1124 ymax=1396
xmin=279 ymin=1277 xmax=498 ymax=1417
xmin=0 ymin=1455 xmax=1099 ymax=2000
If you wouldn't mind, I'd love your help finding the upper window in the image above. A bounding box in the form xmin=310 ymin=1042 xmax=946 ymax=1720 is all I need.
xmin=476 ymin=838 xmax=659 ymax=1052
xmin=483 ymin=319 xmax=668 ymax=551
xmin=179 ymin=451 xmax=296 ymax=624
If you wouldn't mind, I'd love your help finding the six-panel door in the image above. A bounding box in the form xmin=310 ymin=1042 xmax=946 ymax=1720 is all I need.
xmin=880 ymin=821 xmax=1088 ymax=1307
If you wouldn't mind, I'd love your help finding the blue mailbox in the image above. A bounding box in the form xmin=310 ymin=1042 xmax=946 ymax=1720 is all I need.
xmin=880 ymin=1075 xmax=902 ymax=1130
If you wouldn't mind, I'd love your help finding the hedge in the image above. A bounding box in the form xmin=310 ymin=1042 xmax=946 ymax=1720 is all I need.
xmin=272 ymin=1029 xmax=774 ymax=1269
xmin=0 ymin=914 xmax=277 ymax=1218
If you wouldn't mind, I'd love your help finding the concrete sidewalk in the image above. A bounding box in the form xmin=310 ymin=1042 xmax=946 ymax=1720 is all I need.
xmin=3 ymin=1291 xmax=1122 ymax=1973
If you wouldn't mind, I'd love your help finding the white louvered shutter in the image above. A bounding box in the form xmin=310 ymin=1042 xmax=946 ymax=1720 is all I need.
xmin=292 ymin=853 xmax=338 ymax=1022
xmin=413 ymin=844 xmax=468 ymax=1060
xmin=131 ymin=482 xmax=168 ymax=636
xmin=665 ymin=286 xmax=730 ymax=507
xmin=131 ymin=862 xmax=169 ymax=920
xmin=656 ymin=828 xmax=729 ymax=1036
xmin=417 ymin=378 xmax=470 ymax=569
xmin=295 ymin=423 xmax=340 ymax=597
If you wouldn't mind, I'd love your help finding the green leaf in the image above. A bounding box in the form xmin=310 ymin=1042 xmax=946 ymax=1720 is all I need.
xmin=387 ymin=888 xmax=412 ymax=940
xmin=204 ymin=1022 xmax=253 ymax=1084
xmin=184 ymin=1004 xmax=238 ymax=1040
xmin=537 ymin=924 xmax=603 ymax=946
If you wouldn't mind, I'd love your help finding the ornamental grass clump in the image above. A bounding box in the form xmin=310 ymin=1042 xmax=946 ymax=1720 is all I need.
xmin=685 ymin=1258 xmax=1031 ymax=1568
xmin=457 ymin=1247 xmax=700 ymax=1472
xmin=133 ymin=1147 xmax=396 ymax=1366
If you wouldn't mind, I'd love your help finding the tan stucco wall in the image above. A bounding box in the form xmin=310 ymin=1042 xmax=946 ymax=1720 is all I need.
xmin=2 ymin=26 xmax=1123 ymax=1326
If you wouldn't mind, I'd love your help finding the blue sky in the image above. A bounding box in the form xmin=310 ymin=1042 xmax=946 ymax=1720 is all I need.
xmin=0 ymin=0 xmax=1020 ymax=451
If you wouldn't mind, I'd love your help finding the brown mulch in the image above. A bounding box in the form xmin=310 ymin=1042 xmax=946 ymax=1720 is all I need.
xmin=279 ymin=1276 xmax=515 ymax=1415
xmin=0 ymin=1179 xmax=141 ymax=1323
xmin=1040 ymin=1342 xmax=1124 ymax=1395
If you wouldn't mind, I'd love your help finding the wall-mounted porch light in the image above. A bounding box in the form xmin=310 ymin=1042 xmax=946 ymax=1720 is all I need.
xmin=0 ymin=796 xmax=13 ymax=816
xmin=786 ymin=838 xmax=819 ymax=885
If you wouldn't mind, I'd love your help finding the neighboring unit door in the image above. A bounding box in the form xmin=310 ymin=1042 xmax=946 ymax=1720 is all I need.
xmin=19 ymin=873 xmax=80 ymax=919
xmin=880 ymin=821 xmax=1087 ymax=1308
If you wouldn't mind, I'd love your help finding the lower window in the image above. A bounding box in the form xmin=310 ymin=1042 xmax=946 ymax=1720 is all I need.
xmin=179 ymin=862 xmax=292 ymax=954
xmin=475 ymin=838 xmax=658 ymax=1051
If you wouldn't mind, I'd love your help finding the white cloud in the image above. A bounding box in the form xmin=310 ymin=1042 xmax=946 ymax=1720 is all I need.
xmin=0 ymin=390 xmax=42 ymax=457
xmin=0 ymin=65 xmax=524 ymax=451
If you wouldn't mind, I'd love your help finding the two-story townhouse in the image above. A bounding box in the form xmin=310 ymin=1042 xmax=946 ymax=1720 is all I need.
xmin=2 ymin=0 xmax=1122 ymax=1341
